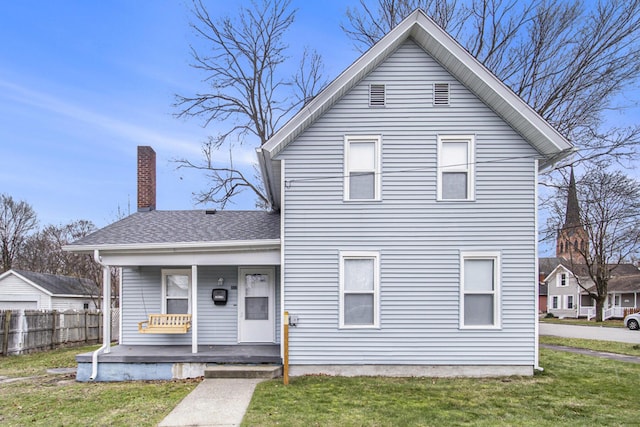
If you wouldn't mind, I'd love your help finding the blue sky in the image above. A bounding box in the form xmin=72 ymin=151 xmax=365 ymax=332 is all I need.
xmin=0 ymin=1 xmax=352 ymax=228
xmin=1 ymin=1 xmax=638 ymax=258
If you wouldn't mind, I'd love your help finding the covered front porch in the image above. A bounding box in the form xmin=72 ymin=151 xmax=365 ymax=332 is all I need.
xmin=579 ymin=290 xmax=640 ymax=320
xmin=76 ymin=344 xmax=281 ymax=381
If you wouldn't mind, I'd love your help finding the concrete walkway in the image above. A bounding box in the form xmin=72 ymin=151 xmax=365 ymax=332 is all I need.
xmin=158 ymin=378 xmax=264 ymax=427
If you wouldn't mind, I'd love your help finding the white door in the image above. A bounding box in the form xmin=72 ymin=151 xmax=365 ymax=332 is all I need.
xmin=238 ymin=267 xmax=275 ymax=343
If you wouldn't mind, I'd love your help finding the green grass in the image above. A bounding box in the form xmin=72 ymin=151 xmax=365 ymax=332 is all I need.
xmin=0 ymin=345 xmax=198 ymax=426
xmin=540 ymin=317 xmax=625 ymax=328
xmin=244 ymin=347 xmax=640 ymax=426
xmin=540 ymin=335 xmax=640 ymax=356
xmin=3 ymin=340 xmax=640 ymax=426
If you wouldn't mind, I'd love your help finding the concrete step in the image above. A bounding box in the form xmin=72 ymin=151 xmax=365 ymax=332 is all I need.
xmin=204 ymin=364 xmax=282 ymax=379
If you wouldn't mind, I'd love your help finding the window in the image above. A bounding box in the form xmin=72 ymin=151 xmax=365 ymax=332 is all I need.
xmin=162 ymin=269 xmax=191 ymax=314
xmin=433 ymin=83 xmax=450 ymax=105
xmin=344 ymin=135 xmax=381 ymax=201
xmin=552 ymin=296 xmax=559 ymax=309
xmin=566 ymin=295 xmax=574 ymax=309
xmin=559 ymin=273 xmax=567 ymax=287
xmin=460 ymin=252 xmax=500 ymax=328
xmin=369 ymin=84 xmax=386 ymax=107
xmin=340 ymin=252 xmax=379 ymax=328
xmin=438 ymin=135 xmax=475 ymax=201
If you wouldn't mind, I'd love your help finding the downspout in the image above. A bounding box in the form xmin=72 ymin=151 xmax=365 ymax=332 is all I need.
xmin=90 ymin=249 xmax=112 ymax=381
xmin=534 ymin=159 xmax=543 ymax=372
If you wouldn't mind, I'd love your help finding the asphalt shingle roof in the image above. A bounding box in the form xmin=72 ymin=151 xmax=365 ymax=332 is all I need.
xmin=13 ymin=269 xmax=97 ymax=296
xmin=68 ymin=210 xmax=280 ymax=247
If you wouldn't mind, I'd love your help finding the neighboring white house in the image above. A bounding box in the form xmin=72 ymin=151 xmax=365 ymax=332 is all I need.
xmin=66 ymin=10 xmax=572 ymax=381
xmin=0 ymin=269 xmax=99 ymax=311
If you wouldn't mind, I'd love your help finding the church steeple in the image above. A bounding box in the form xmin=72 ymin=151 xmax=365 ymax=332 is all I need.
xmin=556 ymin=167 xmax=588 ymax=263
xmin=563 ymin=168 xmax=581 ymax=229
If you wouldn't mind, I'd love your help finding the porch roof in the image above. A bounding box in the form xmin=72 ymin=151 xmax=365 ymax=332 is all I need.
xmin=65 ymin=210 xmax=280 ymax=252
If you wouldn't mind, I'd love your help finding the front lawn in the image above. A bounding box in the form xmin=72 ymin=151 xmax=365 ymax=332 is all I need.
xmin=244 ymin=345 xmax=639 ymax=426
xmin=2 ymin=340 xmax=639 ymax=426
xmin=540 ymin=317 xmax=625 ymax=328
xmin=0 ymin=346 xmax=198 ymax=426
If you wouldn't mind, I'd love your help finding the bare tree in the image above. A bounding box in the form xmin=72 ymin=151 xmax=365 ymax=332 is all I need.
xmin=175 ymin=0 xmax=326 ymax=209
xmin=16 ymin=220 xmax=106 ymax=307
xmin=0 ymin=194 xmax=37 ymax=272
xmin=549 ymin=170 xmax=640 ymax=321
xmin=341 ymin=0 xmax=640 ymax=170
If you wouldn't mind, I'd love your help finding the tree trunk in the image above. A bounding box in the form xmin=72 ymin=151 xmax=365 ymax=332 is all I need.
xmin=595 ymin=297 xmax=606 ymax=322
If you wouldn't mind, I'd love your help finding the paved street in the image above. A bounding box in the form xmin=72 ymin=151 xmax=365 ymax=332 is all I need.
xmin=539 ymin=322 xmax=640 ymax=344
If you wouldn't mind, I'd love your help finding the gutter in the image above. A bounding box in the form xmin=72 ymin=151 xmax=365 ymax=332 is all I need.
xmin=89 ymin=249 xmax=112 ymax=381
xmin=63 ymin=238 xmax=281 ymax=255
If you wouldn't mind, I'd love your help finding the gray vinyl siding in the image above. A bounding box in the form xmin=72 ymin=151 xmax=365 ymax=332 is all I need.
xmin=121 ymin=266 xmax=281 ymax=345
xmin=277 ymin=40 xmax=539 ymax=366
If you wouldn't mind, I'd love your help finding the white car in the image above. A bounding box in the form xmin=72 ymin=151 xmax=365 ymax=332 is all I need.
xmin=624 ymin=312 xmax=640 ymax=330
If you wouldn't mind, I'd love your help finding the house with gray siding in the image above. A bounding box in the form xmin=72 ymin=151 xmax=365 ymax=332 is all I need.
xmin=66 ymin=10 xmax=572 ymax=381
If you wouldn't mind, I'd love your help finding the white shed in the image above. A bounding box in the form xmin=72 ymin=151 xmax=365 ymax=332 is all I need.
xmin=0 ymin=269 xmax=99 ymax=311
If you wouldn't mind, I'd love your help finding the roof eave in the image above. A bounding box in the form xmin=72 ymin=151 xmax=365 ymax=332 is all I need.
xmin=63 ymin=239 xmax=281 ymax=255
xmin=262 ymin=9 xmax=572 ymax=167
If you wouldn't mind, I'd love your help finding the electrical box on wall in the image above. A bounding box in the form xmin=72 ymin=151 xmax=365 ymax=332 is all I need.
xmin=212 ymin=288 xmax=228 ymax=305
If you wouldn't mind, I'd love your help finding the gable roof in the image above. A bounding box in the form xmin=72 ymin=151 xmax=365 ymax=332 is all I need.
xmin=65 ymin=210 xmax=280 ymax=252
xmin=0 ymin=269 xmax=97 ymax=297
xmin=539 ymin=257 xmax=640 ymax=280
xmin=259 ymin=9 xmax=573 ymax=209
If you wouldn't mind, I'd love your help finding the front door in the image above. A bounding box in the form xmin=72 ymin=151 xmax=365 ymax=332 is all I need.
xmin=238 ymin=267 xmax=275 ymax=343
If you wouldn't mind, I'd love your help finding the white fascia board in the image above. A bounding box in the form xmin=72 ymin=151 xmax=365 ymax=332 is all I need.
xmin=63 ymin=239 xmax=281 ymax=255
xmin=257 ymin=148 xmax=280 ymax=211
xmin=7 ymin=270 xmax=55 ymax=297
xmin=262 ymin=14 xmax=412 ymax=159
xmin=262 ymin=9 xmax=572 ymax=170
xmin=546 ymin=263 xmax=572 ymax=279
xmin=407 ymin=13 xmax=572 ymax=160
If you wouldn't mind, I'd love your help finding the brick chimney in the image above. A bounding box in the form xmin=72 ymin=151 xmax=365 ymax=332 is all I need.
xmin=137 ymin=146 xmax=156 ymax=212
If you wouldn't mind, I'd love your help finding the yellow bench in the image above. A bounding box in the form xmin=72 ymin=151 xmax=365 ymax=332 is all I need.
xmin=138 ymin=314 xmax=192 ymax=334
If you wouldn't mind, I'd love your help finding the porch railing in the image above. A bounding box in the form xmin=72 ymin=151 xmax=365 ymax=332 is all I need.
xmin=603 ymin=306 xmax=625 ymax=320
xmin=579 ymin=306 xmax=595 ymax=320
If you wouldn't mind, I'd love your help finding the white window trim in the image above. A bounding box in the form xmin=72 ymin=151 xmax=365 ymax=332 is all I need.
xmin=343 ymin=135 xmax=382 ymax=201
xmin=565 ymin=295 xmax=575 ymax=310
xmin=437 ymin=135 xmax=475 ymax=201
xmin=551 ymin=295 xmax=559 ymax=310
xmin=558 ymin=272 xmax=567 ymax=287
xmin=459 ymin=251 xmax=501 ymax=329
xmin=161 ymin=268 xmax=192 ymax=314
xmin=339 ymin=251 xmax=380 ymax=329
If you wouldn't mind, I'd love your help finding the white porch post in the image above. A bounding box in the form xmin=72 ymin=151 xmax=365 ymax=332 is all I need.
xmin=102 ymin=265 xmax=111 ymax=354
xmin=192 ymin=265 xmax=198 ymax=354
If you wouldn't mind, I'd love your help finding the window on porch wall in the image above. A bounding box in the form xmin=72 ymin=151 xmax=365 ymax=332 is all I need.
xmin=162 ymin=269 xmax=191 ymax=314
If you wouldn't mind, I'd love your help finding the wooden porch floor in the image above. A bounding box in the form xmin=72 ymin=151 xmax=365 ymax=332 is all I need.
xmin=76 ymin=344 xmax=281 ymax=364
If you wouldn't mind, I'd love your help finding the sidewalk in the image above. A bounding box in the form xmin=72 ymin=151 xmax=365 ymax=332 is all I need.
xmin=158 ymin=378 xmax=264 ymax=427
xmin=540 ymin=344 xmax=640 ymax=364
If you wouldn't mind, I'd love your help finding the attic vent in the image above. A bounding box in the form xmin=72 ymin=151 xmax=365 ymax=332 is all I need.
xmin=369 ymin=84 xmax=386 ymax=107
xmin=434 ymin=83 xmax=450 ymax=106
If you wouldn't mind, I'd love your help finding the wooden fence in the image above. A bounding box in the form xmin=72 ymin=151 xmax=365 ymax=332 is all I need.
xmin=0 ymin=309 xmax=120 ymax=356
